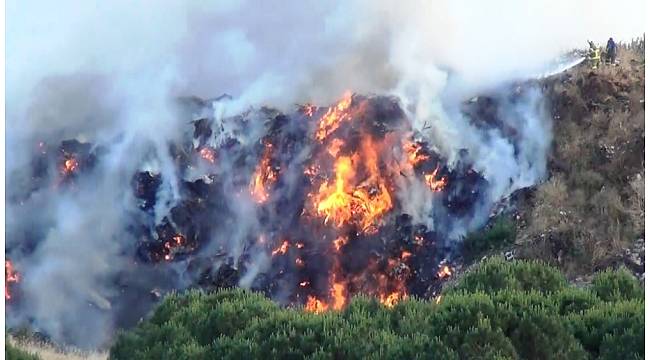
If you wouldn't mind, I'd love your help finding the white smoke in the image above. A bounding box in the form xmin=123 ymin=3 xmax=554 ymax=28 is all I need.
xmin=5 ymin=0 xmax=644 ymax=348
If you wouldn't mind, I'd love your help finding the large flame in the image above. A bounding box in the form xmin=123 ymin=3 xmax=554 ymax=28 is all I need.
xmin=314 ymin=91 xmax=353 ymax=142
xmin=250 ymin=142 xmax=278 ymax=203
xmin=312 ymin=137 xmax=393 ymax=232
xmin=305 ymin=296 xmax=329 ymax=314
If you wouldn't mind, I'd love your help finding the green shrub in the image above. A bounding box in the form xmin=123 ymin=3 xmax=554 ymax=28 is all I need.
xmin=591 ymin=268 xmax=644 ymax=302
xmin=450 ymin=257 xmax=567 ymax=294
xmin=568 ymin=299 xmax=644 ymax=359
xmin=110 ymin=261 xmax=643 ymax=360
xmin=463 ymin=217 xmax=516 ymax=259
xmin=5 ymin=339 xmax=40 ymax=360
xmin=554 ymin=287 xmax=601 ymax=315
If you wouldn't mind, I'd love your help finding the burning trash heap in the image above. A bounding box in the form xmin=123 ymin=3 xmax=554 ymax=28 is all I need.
xmin=138 ymin=92 xmax=484 ymax=311
xmin=7 ymin=86 xmax=544 ymax=344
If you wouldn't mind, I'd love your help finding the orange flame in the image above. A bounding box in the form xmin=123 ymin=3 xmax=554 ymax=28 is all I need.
xmin=380 ymin=291 xmax=406 ymax=308
xmin=403 ymin=140 xmax=429 ymax=167
xmin=327 ymin=138 xmax=344 ymax=158
xmin=330 ymin=280 xmax=347 ymax=310
xmin=199 ymin=147 xmax=216 ymax=164
xmin=250 ymin=142 xmax=278 ymax=203
xmin=61 ymin=157 xmax=79 ymax=175
xmin=304 ymin=165 xmax=318 ymax=178
xmin=425 ymin=166 xmax=447 ymax=192
xmin=314 ymin=156 xmax=356 ymax=226
xmin=271 ymin=240 xmax=290 ymax=256
xmin=373 ymin=256 xmax=410 ymax=308
xmin=305 ymin=296 xmax=329 ymax=313
xmin=313 ymin=137 xmax=392 ymax=232
xmin=333 ymin=236 xmax=348 ymax=252
xmin=163 ymin=234 xmax=186 ymax=261
xmin=303 ymin=104 xmax=317 ymax=117
xmin=5 ymin=260 xmax=19 ymax=300
xmin=437 ymin=265 xmax=452 ymax=279
xmin=315 ymin=91 xmax=353 ymax=142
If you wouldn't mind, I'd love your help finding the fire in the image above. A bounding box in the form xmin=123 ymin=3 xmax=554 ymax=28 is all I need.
xmin=199 ymin=147 xmax=216 ymax=164
xmin=330 ymin=280 xmax=347 ymax=310
xmin=303 ymin=276 xmax=347 ymax=313
xmin=380 ymin=291 xmax=406 ymax=308
xmin=5 ymin=260 xmax=19 ymax=300
xmin=61 ymin=157 xmax=79 ymax=175
xmin=312 ymin=137 xmax=393 ymax=232
xmin=327 ymin=138 xmax=344 ymax=158
xmin=303 ymin=104 xmax=317 ymax=117
xmin=305 ymin=296 xmax=329 ymax=314
xmin=403 ymin=140 xmax=429 ymax=167
xmin=401 ymin=251 xmax=412 ymax=260
xmin=437 ymin=265 xmax=453 ymax=279
xmin=315 ymin=91 xmax=353 ymax=141
xmin=250 ymin=142 xmax=278 ymax=203
xmin=271 ymin=240 xmax=290 ymax=256
xmin=304 ymin=164 xmax=318 ymax=179
xmin=425 ymin=166 xmax=447 ymax=192
xmin=163 ymin=234 xmax=186 ymax=261
xmin=314 ymin=156 xmax=356 ymax=226
xmin=333 ymin=236 xmax=348 ymax=252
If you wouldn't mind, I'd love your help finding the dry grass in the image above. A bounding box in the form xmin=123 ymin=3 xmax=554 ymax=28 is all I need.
xmin=530 ymin=176 xmax=573 ymax=234
xmin=521 ymin=45 xmax=644 ymax=276
xmin=628 ymin=173 xmax=645 ymax=234
xmin=9 ymin=337 xmax=108 ymax=360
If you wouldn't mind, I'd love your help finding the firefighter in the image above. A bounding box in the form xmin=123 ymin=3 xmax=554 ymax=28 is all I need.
xmin=588 ymin=41 xmax=601 ymax=69
xmin=606 ymin=37 xmax=617 ymax=64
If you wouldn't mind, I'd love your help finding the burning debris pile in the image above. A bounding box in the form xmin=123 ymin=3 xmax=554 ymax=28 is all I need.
xmin=7 ymin=85 xmax=548 ymax=345
xmin=135 ymin=92 xmax=483 ymax=310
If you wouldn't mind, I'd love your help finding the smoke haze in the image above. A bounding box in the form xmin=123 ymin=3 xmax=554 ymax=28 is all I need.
xmin=6 ymin=0 xmax=644 ymax=348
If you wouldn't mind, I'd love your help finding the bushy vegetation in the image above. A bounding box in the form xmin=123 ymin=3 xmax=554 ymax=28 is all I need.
xmin=523 ymin=46 xmax=645 ymax=274
xmin=462 ymin=216 xmax=516 ymax=259
xmin=6 ymin=338 xmax=40 ymax=360
xmin=110 ymin=258 xmax=644 ymax=359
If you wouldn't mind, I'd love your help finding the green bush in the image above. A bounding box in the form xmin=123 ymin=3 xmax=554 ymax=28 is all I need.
xmin=110 ymin=260 xmax=644 ymax=360
xmin=462 ymin=217 xmax=516 ymax=259
xmin=450 ymin=258 xmax=567 ymax=294
xmin=5 ymin=339 xmax=40 ymax=360
xmin=590 ymin=268 xmax=644 ymax=302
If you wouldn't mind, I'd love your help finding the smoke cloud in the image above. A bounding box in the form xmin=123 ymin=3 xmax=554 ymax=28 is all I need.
xmin=6 ymin=0 xmax=644 ymax=348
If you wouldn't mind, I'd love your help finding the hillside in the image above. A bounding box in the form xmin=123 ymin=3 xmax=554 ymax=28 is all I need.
xmin=516 ymin=45 xmax=645 ymax=278
xmin=6 ymin=44 xmax=645 ymax=360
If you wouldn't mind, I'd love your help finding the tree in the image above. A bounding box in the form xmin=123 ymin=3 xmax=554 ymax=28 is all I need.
xmin=110 ymin=259 xmax=644 ymax=359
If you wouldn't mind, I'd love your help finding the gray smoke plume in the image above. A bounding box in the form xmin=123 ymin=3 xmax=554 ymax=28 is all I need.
xmin=6 ymin=0 xmax=643 ymax=348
